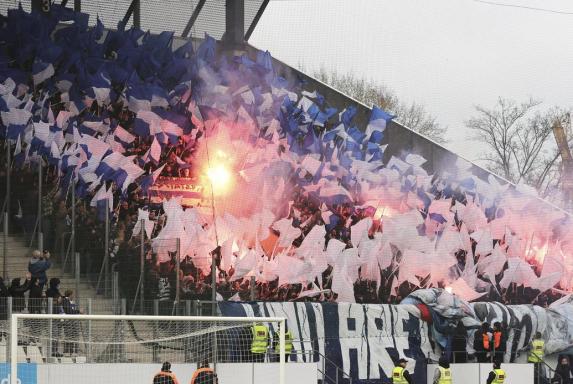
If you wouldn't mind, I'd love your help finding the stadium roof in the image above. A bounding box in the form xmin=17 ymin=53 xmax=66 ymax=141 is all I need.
xmin=2 ymin=0 xmax=269 ymax=41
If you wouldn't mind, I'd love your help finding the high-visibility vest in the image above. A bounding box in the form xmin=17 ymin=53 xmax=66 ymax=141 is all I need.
xmin=493 ymin=331 xmax=502 ymax=349
xmin=392 ymin=366 xmax=408 ymax=384
xmin=528 ymin=339 xmax=545 ymax=363
xmin=274 ymin=330 xmax=293 ymax=354
xmin=492 ymin=369 xmax=506 ymax=384
xmin=190 ymin=367 xmax=215 ymax=384
xmin=251 ymin=324 xmax=269 ymax=354
xmin=438 ymin=367 xmax=452 ymax=384
xmin=153 ymin=371 xmax=179 ymax=384
xmin=482 ymin=333 xmax=490 ymax=350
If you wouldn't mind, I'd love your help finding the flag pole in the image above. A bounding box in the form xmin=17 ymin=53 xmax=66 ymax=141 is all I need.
xmin=203 ymin=123 xmax=220 ymax=312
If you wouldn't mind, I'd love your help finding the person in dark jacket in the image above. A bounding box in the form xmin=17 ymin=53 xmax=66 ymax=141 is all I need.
xmin=0 ymin=278 xmax=9 ymax=338
xmin=28 ymin=277 xmax=44 ymax=314
xmin=62 ymin=289 xmax=81 ymax=355
xmin=554 ymin=356 xmax=573 ymax=384
xmin=474 ymin=322 xmax=492 ymax=363
xmin=0 ymin=278 xmax=8 ymax=297
xmin=153 ymin=361 xmax=180 ymax=384
xmin=9 ymin=273 xmax=31 ymax=312
xmin=500 ymin=322 xmax=509 ymax=361
xmin=493 ymin=322 xmax=505 ymax=362
xmin=190 ymin=360 xmax=218 ymax=384
xmin=452 ymin=321 xmax=468 ymax=363
xmin=28 ymin=250 xmax=51 ymax=289
xmin=46 ymin=278 xmax=61 ymax=299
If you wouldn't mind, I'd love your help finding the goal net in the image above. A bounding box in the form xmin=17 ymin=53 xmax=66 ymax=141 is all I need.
xmin=9 ymin=314 xmax=286 ymax=384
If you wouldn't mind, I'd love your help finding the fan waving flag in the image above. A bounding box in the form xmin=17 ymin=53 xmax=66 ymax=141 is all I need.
xmin=90 ymin=184 xmax=113 ymax=221
xmin=32 ymin=61 xmax=55 ymax=85
xmin=365 ymin=106 xmax=394 ymax=144
xmin=149 ymin=137 xmax=161 ymax=163
xmin=1 ymin=108 xmax=32 ymax=139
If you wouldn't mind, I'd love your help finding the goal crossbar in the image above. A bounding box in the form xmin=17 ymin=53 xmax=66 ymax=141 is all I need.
xmin=10 ymin=313 xmax=286 ymax=384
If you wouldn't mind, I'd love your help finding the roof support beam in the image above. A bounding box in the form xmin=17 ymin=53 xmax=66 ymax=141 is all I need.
xmin=181 ymin=0 xmax=207 ymax=38
xmin=245 ymin=0 xmax=269 ymax=41
xmin=223 ymin=0 xmax=245 ymax=48
xmin=122 ymin=0 xmax=141 ymax=29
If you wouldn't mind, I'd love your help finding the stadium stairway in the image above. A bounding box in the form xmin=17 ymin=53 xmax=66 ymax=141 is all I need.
xmin=0 ymin=231 xmax=116 ymax=314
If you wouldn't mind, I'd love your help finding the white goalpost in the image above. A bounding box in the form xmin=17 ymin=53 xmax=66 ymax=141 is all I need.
xmin=10 ymin=313 xmax=286 ymax=384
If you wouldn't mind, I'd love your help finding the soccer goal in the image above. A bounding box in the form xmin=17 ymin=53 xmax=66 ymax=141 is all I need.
xmin=9 ymin=313 xmax=286 ymax=384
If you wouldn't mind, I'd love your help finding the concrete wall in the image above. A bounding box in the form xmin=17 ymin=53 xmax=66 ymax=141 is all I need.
xmin=427 ymin=363 xmax=534 ymax=384
xmin=2 ymin=362 xmax=317 ymax=384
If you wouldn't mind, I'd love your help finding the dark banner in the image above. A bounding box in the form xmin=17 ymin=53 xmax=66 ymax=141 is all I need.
xmin=219 ymin=301 xmax=431 ymax=384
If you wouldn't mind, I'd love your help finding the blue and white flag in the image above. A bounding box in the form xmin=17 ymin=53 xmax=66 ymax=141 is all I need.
xmin=32 ymin=61 xmax=55 ymax=85
xmin=1 ymin=108 xmax=31 ymax=139
xmin=134 ymin=110 xmax=162 ymax=137
xmin=149 ymin=137 xmax=161 ymax=163
xmin=365 ymin=106 xmax=394 ymax=144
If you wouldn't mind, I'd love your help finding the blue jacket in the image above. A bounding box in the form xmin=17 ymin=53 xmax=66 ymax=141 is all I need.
xmin=28 ymin=258 xmax=51 ymax=284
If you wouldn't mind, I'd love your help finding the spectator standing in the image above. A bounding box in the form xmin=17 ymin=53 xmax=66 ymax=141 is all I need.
xmin=0 ymin=278 xmax=9 ymax=338
xmin=46 ymin=278 xmax=62 ymax=299
xmin=433 ymin=356 xmax=452 ymax=384
xmin=392 ymin=358 xmax=413 ymax=384
xmin=553 ymin=356 xmax=572 ymax=384
xmin=451 ymin=322 xmax=467 ymax=363
xmin=9 ymin=273 xmax=31 ymax=312
xmin=500 ymin=322 xmax=509 ymax=361
xmin=250 ymin=322 xmax=269 ymax=362
xmin=62 ymin=289 xmax=82 ymax=355
xmin=51 ymin=296 xmax=65 ymax=357
xmin=41 ymin=188 xmax=55 ymax=250
xmin=492 ymin=322 xmax=504 ymax=362
xmin=28 ymin=250 xmax=51 ymax=289
xmin=54 ymin=201 xmax=68 ymax=259
xmin=190 ymin=360 xmax=217 ymax=384
xmin=28 ymin=277 xmax=44 ymax=314
xmin=474 ymin=323 xmax=491 ymax=363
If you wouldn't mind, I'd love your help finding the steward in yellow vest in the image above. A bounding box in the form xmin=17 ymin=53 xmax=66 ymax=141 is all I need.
xmin=528 ymin=332 xmax=545 ymax=363
xmin=250 ymin=322 xmax=269 ymax=362
xmin=433 ymin=357 xmax=452 ymax=384
xmin=273 ymin=329 xmax=294 ymax=362
xmin=486 ymin=360 xmax=506 ymax=384
xmin=392 ymin=358 xmax=412 ymax=384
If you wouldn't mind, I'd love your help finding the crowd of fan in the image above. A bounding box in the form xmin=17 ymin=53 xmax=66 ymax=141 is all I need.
xmin=0 ymin=247 xmax=81 ymax=323
xmin=1 ymin=143 xmax=568 ymax=309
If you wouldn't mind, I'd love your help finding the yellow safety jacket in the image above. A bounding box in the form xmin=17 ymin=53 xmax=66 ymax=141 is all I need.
xmin=438 ymin=367 xmax=452 ymax=384
xmin=392 ymin=366 xmax=408 ymax=384
xmin=274 ymin=330 xmax=294 ymax=354
xmin=492 ymin=369 xmax=506 ymax=384
xmin=251 ymin=324 xmax=269 ymax=354
xmin=528 ymin=339 xmax=545 ymax=363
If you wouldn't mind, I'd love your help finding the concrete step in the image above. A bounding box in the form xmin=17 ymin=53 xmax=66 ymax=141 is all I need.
xmin=1 ymin=232 xmax=115 ymax=315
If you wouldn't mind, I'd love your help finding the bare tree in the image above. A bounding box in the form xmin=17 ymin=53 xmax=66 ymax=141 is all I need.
xmin=310 ymin=66 xmax=448 ymax=144
xmin=466 ymin=97 xmax=569 ymax=198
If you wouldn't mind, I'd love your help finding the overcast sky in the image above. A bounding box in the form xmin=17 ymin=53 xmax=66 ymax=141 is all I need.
xmin=249 ymin=0 xmax=573 ymax=164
